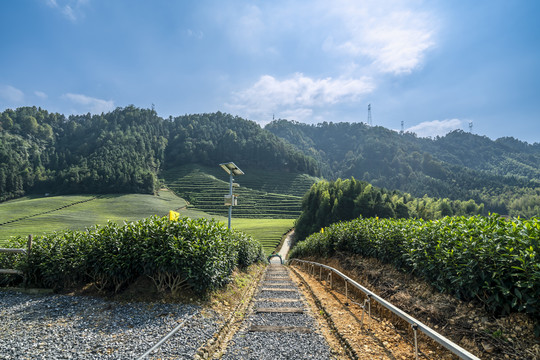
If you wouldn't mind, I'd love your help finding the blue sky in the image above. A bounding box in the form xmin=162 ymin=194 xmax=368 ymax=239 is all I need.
xmin=1 ymin=0 xmax=539 ymax=143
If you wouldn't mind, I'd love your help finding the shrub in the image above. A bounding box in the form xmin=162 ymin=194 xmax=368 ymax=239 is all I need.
xmin=3 ymin=216 xmax=265 ymax=294
xmin=290 ymin=214 xmax=540 ymax=333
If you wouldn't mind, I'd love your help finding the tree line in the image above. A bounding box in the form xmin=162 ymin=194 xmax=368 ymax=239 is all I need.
xmin=294 ymin=177 xmax=484 ymax=241
xmin=265 ymin=119 xmax=540 ymax=217
xmin=1 ymin=106 xmax=538 ymax=218
xmin=0 ymin=106 xmax=319 ymax=201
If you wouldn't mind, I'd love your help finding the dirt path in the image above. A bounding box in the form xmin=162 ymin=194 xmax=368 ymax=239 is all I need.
xmin=290 ymin=264 xmax=455 ymax=359
xmin=277 ymin=229 xmax=294 ymax=259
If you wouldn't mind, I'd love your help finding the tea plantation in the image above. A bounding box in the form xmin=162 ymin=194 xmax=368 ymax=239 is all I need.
xmin=1 ymin=216 xmax=265 ymax=293
xmin=0 ymin=191 xmax=208 ymax=244
xmin=290 ymin=214 xmax=540 ymax=334
xmin=161 ymin=164 xmax=319 ymax=219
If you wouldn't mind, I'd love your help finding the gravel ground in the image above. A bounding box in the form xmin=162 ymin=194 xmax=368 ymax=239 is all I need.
xmin=255 ymin=300 xmax=304 ymax=308
xmin=262 ymin=279 xmax=294 ymax=284
xmin=257 ymin=290 xmax=300 ymax=299
xmin=0 ymin=290 xmax=222 ymax=360
xmin=222 ymin=265 xmax=333 ymax=359
xmin=264 ymin=273 xmax=288 ymax=278
xmin=259 ymin=285 xmax=296 ymax=290
xmin=221 ymin=332 xmax=331 ymax=359
xmin=249 ymin=312 xmax=314 ymax=327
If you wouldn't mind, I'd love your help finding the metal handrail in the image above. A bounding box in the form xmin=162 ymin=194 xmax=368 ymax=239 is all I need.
xmin=0 ymin=235 xmax=32 ymax=276
xmin=289 ymin=258 xmax=480 ymax=360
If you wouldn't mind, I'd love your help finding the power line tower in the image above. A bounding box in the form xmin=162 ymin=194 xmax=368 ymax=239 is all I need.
xmin=400 ymin=120 xmax=404 ymax=135
xmin=469 ymin=121 xmax=473 ymax=133
xmin=367 ymin=104 xmax=372 ymax=126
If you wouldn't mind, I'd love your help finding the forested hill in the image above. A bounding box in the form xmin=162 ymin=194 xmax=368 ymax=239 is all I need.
xmin=0 ymin=106 xmax=167 ymax=200
xmin=0 ymin=106 xmax=318 ymax=202
xmin=1 ymin=106 xmax=538 ymax=217
xmin=265 ymin=120 xmax=540 ymax=217
xmin=165 ymin=113 xmax=319 ymax=174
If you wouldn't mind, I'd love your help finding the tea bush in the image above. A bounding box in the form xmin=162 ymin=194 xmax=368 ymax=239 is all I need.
xmin=3 ymin=216 xmax=265 ymax=294
xmin=290 ymin=214 xmax=540 ymax=332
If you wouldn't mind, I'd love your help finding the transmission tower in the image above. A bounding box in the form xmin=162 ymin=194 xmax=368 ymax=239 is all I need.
xmin=367 ymin=104 xmax=372 ymax=126
xmin=400 ymin=120 xmax=404 ymax=135
xmin=468 ymin=121 xmax=473 ymax=133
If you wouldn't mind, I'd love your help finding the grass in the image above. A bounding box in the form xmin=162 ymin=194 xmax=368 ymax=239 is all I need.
xmin=230 ymin=218 xmax=294 ymax=256
xmin=1 ymin=165 xmax=309 ymax=253
xmin=0 ymin=190 xmax=220 ymax=244
xmin=0 ymin=191 xmax=293 ymax=256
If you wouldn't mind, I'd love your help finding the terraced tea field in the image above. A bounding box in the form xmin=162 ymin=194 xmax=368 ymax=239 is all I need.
xmin=0 ymin=191 xmax=210 ymax=244
xmin=161 ymin=164 xmax=318 ymax=219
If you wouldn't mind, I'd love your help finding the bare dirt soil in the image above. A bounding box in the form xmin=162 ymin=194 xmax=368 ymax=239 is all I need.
xmin=296 ymin=254 xmax=539 ymax=360
xmin=291 ymin=264 xmax=452 ymax=359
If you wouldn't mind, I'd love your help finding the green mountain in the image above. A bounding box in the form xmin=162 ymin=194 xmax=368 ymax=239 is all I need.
xmin=0 ymin=107 xmax=319 ymax=203
xmin=1 ymin=106 xmax=538 ymax=217
xmin=265 ymin=120 xmax=540 ymax=217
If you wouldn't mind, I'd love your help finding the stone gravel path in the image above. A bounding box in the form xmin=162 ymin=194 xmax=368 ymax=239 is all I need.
xmin=221 ymin=264 xmax=333 ymax=359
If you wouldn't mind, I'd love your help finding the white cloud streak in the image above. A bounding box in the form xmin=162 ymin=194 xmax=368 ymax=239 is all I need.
xmin=35 ymin=91 xmax=48 ymax=99
xmin=407 ymin=119 xmax=463 ymax=138
xmin=228 ymin=73 xmax=374 ymax=121
xmin=44 ymin=0 xmax=88 ymax=22
xmin=0 ymin=85 xmax=24 ymax=103
xmin=63 ymin=93 xmax=114 ymax=114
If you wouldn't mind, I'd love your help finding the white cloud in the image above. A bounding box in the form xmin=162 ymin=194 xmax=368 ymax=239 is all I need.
xmin=228 ymin=73 xmax=374 ymax=121
xmin=279 ymin=108 xmax=313 ymax=123
xmin=44 ymin=0 xmax=89 ymax=22
xmin=216 ymin=1 xmax=436 ymax=74
xmin=221 ymin=0 xmax=437 ymax=123
xmin=63 ymin=93 xmax=114 ymax=114
xmin=407 ymin=119 xmax=463 ymax=138
xmin=323 ymin=0 xmax=437 ymax=74
xmin=185 ymin=29 xmax=204 ymax=40
xmin=35 ymin=91 xmax=48 ymax=99
xmin=62 ymin=5 xmax=76 ymax=22
xmin=0 ymin=85 xmax=24 ymax=103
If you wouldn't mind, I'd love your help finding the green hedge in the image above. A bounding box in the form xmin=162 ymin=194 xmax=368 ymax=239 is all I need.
xmin=0 ymin=216 xmax=265 ymax=294
xmin=290 ymin=215 xmax=540 ymax=333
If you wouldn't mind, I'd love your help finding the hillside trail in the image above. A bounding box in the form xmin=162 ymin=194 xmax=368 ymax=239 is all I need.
xmin=267 ymin=230 xmax=456 ymax=359
xmin=220 ymin=263 xmax=334 ymax=359
xmin=271 ymin=229 xmax=294 ymax=263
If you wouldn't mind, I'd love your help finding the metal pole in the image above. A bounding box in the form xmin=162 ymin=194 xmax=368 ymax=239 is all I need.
xmin=137 ymin=313 xmax=195 ymax=360
xmin=228 ymin=173 xmax=233 ymax=229
xmin=412 ymin=324 xmax=419 ymax=360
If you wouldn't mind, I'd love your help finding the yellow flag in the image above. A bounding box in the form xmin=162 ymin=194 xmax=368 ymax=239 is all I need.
xmin=168 ymin=210 xmax=180 ymax=221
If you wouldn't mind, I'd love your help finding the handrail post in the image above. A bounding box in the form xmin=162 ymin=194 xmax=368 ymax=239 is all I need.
xmin=412 ymin=323 xmax=419 ymax=360
xmin=367 ymin=294 xmax=372 ymax=329
xmin=27 ymin=234 xmax=32 ymax=254
xmin=345 ymin=279 xmax=348 ymax=304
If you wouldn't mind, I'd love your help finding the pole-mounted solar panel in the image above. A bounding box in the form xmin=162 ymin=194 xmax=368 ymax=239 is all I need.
xmin=219 ymin=162 xmax=244 ymax=229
